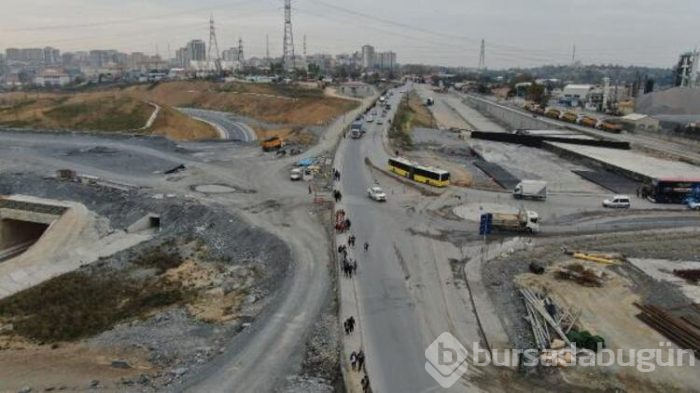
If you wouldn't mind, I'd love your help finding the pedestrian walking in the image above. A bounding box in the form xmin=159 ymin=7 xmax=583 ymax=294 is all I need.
xmin=350 ymin=351 xmax=358 ymax=371
xmin=349 ymin=316 xmax=356 ymax=332
xmin=308 ymin=184 xmax=312 ymax=194
xmin=361 ymin=375 xmax=370 ymax=392
xmin=352 ymin=259 xmax=358 ymax=274
xmin=357 ymin=350 xmax=365 ymax=371
xmin=364 ymin=242 xmax=369 ymax=252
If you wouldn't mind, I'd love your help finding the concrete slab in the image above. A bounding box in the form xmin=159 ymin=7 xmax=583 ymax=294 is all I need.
xmin=549 ymin=142 xmax=700 ymax=181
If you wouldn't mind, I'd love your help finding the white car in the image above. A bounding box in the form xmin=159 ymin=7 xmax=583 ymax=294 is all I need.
xmin=377 ymin=118 xmax=384 ymax=125
xmin=290 ymin=168 xmax=302 ymax=181
xmin=603 ymin=195 xmax=631 ymax=208
xmin=366 ymin=116 xmax=374 ymax=123
xmin=688 ymin=201 xmax=700 ymax=210
xmin=367 ymin=186 xmax=387 ymax=202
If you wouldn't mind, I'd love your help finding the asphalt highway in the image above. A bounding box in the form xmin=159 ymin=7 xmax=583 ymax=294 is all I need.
xmin=178 ymin=108 xmax=258 ymax=142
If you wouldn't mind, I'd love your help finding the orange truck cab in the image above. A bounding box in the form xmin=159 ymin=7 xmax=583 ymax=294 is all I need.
xmin=261 ymin=136 xmax=283 ymax=151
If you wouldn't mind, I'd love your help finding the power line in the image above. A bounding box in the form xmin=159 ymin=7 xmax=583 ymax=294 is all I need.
xmin=3 ymin=0 xmax=261 ymax=33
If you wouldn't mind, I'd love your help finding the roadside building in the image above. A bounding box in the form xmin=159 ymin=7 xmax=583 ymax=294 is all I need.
xmin=618 ymin=113 xmax=660 ymax=133
xmin=559 ymin=84 xmax=594 ymax=107
xmin=33 ymin=68 xmax=71 ymax=87
xmin=338 ymin=81 xmax=373 ymax=98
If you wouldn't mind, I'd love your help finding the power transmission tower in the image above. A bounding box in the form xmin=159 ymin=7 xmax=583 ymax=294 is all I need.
xmin=478 ymin=39 xmax=486 ymax=71
xmin=571 ymin=44 xmax=576 ymax=65
xmin=237 ymin=38 xmax=244 ymax=63
xmin=303 ymin=34 xmax=307 ymax=58
xmin=207 ymin=14 xmax=222 ymax=73
xmin=282 ymin=0 xmax=296 ymax=70
xmin=266 ymin=34 xmax=270 ymax=62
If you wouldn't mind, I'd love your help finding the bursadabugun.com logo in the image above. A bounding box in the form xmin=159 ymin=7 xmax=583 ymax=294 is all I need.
xmin=424 ymin=332 xmax=470 ymax=388
xmin=426 ymin=333 xmax=696 ymax=388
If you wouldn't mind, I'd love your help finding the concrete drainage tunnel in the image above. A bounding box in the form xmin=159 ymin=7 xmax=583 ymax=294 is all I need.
xmin=0 ymin=198 xmax=65 ymax=261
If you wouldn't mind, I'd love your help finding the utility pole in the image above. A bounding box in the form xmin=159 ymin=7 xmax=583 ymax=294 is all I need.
xmin=303 ymin=34 xmax=307 ymax=58
xmin=282 ymin=0 xmax=296 ymax=70
xmin=266 ymin=34 xmax=270 ymax=62
xmin=478 ymin=39 xmax=486 ymax=71
xmin=571 ymin=44 xmax=576 ymax=65
xmin=207 ymin=14 xmax=222 ymax=73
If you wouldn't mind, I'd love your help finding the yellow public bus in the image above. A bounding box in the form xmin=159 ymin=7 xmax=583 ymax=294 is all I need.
xmin=388 ymin=157 xmax=450 ymax=187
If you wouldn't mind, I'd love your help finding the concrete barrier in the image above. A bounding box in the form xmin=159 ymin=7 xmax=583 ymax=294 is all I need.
xmin=471 ymin=131 xmax=631 ymax=149
xmin=464 ymin=95 xmax=558 ymax=131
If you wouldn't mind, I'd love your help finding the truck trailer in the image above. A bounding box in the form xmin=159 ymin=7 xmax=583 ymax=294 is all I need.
xmin=513 ymin=180 xmax=547 ymax=200
xmin=492 ymin=209 xmax=540 ymax=233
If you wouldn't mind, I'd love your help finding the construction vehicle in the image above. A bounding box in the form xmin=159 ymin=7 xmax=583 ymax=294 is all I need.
xmin=545 ymin=108 xmax=561 ymax=119
xmin=560 ymin=111 xmax=578 ymax=123
xmin=597 ymin=121 xmax=623 ymax=134
xmin=492 ymin=208 xmax=540 ymax=233
xmin=513 ymin=180 xmax=547 ymax=200
xmin=261 ymin=136 xmax=283 ymax=152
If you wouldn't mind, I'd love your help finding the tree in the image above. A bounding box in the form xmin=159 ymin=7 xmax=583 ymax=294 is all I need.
xmin=527 ymin=83 xmax=549 ymax=107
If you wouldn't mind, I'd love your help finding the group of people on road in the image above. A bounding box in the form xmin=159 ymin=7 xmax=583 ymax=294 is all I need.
xmin=350 ymin=350 xmax=370 ymax=392
xmin=342 ymin=257 xmax=358 ymax=278
xmin=332 ymin=166 xmax=372 ymax=392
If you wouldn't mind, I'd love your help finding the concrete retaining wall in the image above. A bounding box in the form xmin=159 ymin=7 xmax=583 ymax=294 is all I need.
xmin=464 ymin=95 xmax=558 ymax=131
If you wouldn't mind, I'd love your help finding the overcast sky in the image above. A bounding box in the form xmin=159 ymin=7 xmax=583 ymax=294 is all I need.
xmin=1 ymin=0 xmax=698 ymax=69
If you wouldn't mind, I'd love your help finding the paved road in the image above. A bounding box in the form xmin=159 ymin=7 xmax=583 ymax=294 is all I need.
xmin=178 ymin=108 xmax=258 ymax=142
xmin=334 ymin=84 xmax=700 ymax=393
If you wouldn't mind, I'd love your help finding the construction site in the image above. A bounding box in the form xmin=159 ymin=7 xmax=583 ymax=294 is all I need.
xmin=0 ymin=69 xmax=698 ymax=393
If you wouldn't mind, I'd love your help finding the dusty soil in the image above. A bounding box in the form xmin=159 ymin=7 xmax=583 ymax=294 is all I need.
xmin=149 ymin=105 xmax=219 ymax=140
xmin=0 ymin=80 xmax=358 ymax=141
xmin=254 ymin=125 xmax=317 ymax=146
xmin=0 ymin=342 xmax=154 ymax=391
xmin=127 ymin=81 xmax=358 ymax=127
xmin=0 ymin=91 xmax=152 ymax=131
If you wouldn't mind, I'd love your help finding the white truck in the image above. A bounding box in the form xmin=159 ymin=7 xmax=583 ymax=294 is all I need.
xmin=513 ymin=180 xmax=547 ymax=201
xmin=350 ymin=120 xmax=365 ymax=139
xmin=492 ymin=209 xmax=540 ymax=233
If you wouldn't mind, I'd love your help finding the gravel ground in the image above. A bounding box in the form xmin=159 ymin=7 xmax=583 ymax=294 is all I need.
xmin=0 ymin=172 xmax=292 ymax=391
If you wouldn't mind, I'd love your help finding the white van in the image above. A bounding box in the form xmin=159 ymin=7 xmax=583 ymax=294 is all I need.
xmin=603 ymin=195 xmax=631 ymax=208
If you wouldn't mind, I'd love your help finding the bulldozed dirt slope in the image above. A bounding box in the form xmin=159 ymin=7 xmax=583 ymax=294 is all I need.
xmin=0 ymin=90 xmax=216 ymax=141
xmin=0 ymin=81 xmax=357 ymax=141
xmin=126 ymin=80 xmax=358 ymax=126
xmin=0 ymin=91 xmax=152 ymax=131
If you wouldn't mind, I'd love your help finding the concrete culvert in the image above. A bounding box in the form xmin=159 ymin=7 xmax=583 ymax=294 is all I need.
xmin=0 ymin=219 xmax=49 ymax=261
